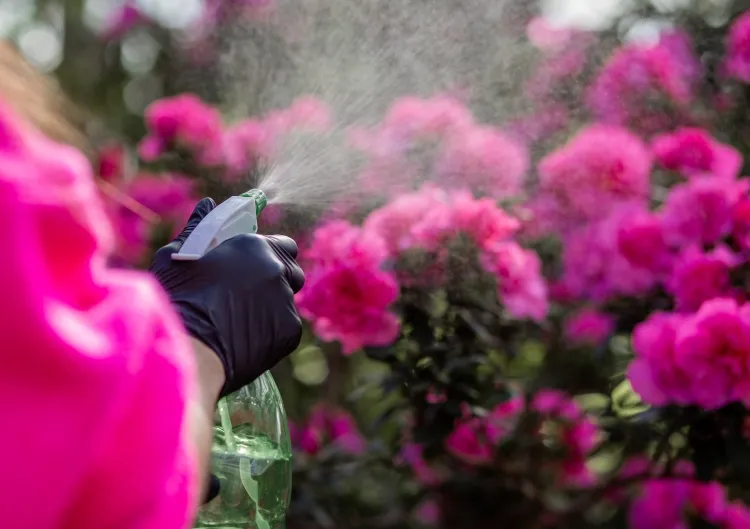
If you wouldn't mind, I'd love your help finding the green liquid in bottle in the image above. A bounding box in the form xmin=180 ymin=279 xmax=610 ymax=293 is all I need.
xmin=195 ymin=373 xmax=292 ymax=529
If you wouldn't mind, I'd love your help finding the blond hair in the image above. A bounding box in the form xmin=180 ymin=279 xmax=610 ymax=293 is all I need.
xmin=0 ymin=41 xmax=89 ymax=153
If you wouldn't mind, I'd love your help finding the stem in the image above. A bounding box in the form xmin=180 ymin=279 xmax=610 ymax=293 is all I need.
xmin=323 ymin=342 xmax=346 ymax=404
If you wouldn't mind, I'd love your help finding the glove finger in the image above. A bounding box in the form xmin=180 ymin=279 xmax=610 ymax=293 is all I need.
xmin=148 ymin=241 xmax=182 ymax=270
xmin=286 ymin=261 xmax=305 ymax=294
xmin=266 ymin=235 xmax=305 ymax=293
xmin=266 ymin=235 xmax=298 ymax=259
xmin=173 ymin=197 xmax=217 ymax=247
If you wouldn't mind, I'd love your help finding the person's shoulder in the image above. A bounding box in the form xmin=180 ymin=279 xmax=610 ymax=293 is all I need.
xmin=101 ymin=267 xmax=197 ymax=380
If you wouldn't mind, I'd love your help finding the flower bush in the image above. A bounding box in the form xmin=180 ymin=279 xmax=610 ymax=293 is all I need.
xmin=25 ymin=0 xmax=750 ymax=527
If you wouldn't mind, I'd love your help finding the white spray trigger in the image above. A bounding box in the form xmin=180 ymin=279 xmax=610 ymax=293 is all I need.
xmin=172 ymin=196 xmax=259 ymax=261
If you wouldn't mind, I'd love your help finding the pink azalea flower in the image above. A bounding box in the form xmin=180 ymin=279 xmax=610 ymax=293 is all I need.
xmin=724 ymin=11 xmax=750 ymax=83
xmin=363 ymin=185 xmax=456 ymax=255
xmin=139 ymin=94 xmax=224 ymax=165
xmin=96 ymin=143 xmax=127 ymax=182
xmin=666 ymin=245 xmax=741 ymax=313
xmin=560 ymin=208 xmax=659 ymax=302
xmin=350 ymin=96 xmax=482 ymax=194
xmin=652 ymin=128 xmax=742 ymax=180
xmin=445 ymin=417 xmax=495 ymax=465
xmin=732 ymin=198 xmax=750 ymax=252
xmin=297 ymin=425 xmax=324 ymax=455
xmin=480 ymin=241 xmax=548 ymax=322
xmin=629 ymin=478 xmax=735 ymax=529
xmin=413 ymin=498 xmax=441 ymax=525
xmin=628 ymin=479 xmax=693 ymax=529
xmin=660 ymin=177 xmax=749 ymax=246
xmin=109 ymin=173 xmax=198 ymax=265
xmin=564 ymin=309 xmax=615 ymax=346
xmin=329 ymin=409 xmax=367 ymax=455
xmin=616 ymin=207 xmax=672 ymax=273
xmin=537 ymin=125 xmax=652 ymax=225
xmin=435 ymin=125 xmax=529 ymax=198
xmin=292 ymin=406 xmax=366 ymax=456
xmin=451 ymin=191 xmax=520 ymax=249
xmin=296 ymin=221 xmax=400 ymax=353
xmin=629 ymin=298 xmax=750 ymax=409
xmin=263 ymin=96 xmax=331 ymax=136
xmin=221 ymin=96 xmax=330 ymax=178
xmin=397 ymin=443 xmax=444 ymax=486
xmin=378 ymin=96 xmax=474 ymax=140
xmin=221 ymin=118 xmax=272 ymax=177
xmin=363 ymin=185 xmax=520 ymax=257
xmin=586 ymin=30 xmax=700 ymax=133
xmin=486 ymin=397 xmax=525 ymax=441
xmin=532 ymin=389 xmax=568 ymax=415
xmin=725 ymin=503 xmax=750 ymax=529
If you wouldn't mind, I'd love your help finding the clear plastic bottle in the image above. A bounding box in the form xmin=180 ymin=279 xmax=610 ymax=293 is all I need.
xmin=195 ymin=372 xmax=293 ymax=529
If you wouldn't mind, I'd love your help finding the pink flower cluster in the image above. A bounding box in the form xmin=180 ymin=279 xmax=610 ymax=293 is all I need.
xmin=290 ymin=405 xmax=366 ymax=456
xmin=397 ymin=442 xmax=445 ymax=487
xmin=541 ymin=125 xmax=749 ymax=308
xmin=139 ymin=94 xmax=330 ymax=179
xmin=364 ymin=185 xmax=520 ymax=255
xmin=444 ymin=397 xmax=524 ymax=466
xmin=444 ymin=390 xmax=600 ymax=486
xmin=113 ymin=173 xmax=200 ymax=262
xmin=628 ymin=298 xmax=750 ymax=410
xmin=352 ymin=96 xmax=529 ymax=198
xmin=560 ymin=195 xmax=746 ymax=308
xmin=586 ymin=30 xmax=701 ymax=134
xmin=139 ymin=94 xmax=224 ymax=165
xmin=666 ymin=245 xmax=741 ymax=313
xmin=223 ymin=96 xmax=331 ymax=179
xmin=564 ymin=309 xmax=615 ymax=347
xmin=295 ymin=220 xmax=400 ymax=354
xmin=558 ymin=205 xmax=660 ymax=302
xmin=724 ymin=11 xmax=750 ymax=83
xmin=652 ymin=127 xmax=742 ymax=180
xmin=534 ymin=124 xmax=652 ymax=231
xmin=93 ymin=143 xmax=205 ymax=267
xmin=298 ymin=184 xmax=549 ymax=351
xmin=630 ymin=473 xmax=750 ymax=529
xmin=363 ymin=185 xmax=548 ymax=321
xmin=480 ymin=241 xmax=548 ymax=322
xmin=660 ymin=177 xmax=748 ymax=247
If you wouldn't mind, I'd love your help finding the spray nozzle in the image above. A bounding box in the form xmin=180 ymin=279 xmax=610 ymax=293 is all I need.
xmin=172 ymin=189 xmax=267 ymax=261
xmin=240 ymin=189 xmax=268 ymax=217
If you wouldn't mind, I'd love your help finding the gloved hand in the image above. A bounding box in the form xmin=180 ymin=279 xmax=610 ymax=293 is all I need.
xmin=150 ymin=197 xmax=305 ymax=397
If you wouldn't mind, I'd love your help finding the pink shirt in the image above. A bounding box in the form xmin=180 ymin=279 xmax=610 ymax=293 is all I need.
xmin=0 ymin=100 xmax=198 ymax=527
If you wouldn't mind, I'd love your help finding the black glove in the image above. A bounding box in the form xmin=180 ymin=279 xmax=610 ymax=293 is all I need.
xmin=150 ymin=197 xmax=305 ymax=396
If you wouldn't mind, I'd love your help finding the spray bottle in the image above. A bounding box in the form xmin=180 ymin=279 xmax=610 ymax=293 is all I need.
xmin=173 ymin=189 xmax=293 ymax=529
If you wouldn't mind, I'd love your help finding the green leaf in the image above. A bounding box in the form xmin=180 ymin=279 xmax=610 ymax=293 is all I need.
xmin=575 ymin=393 xmax=611 ymax=414
xmin=611 ymin=380 xmax=650 ymax=418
